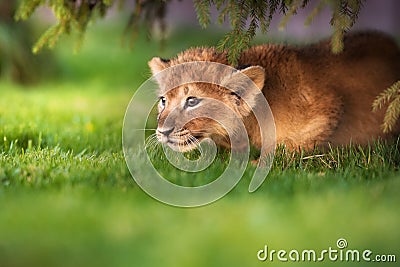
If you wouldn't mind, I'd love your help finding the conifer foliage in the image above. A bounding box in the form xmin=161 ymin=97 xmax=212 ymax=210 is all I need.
xmin=15 ymin=0 xmax=365 ymax=59
xmin=15 ymin=0 xmax=110 ymax=53
xmin=373 ymin=81 xmax=400 ymax=133
xmin=14 ymin=0 xmax=400 ymax=132
xmin=15 ymin=0 xmax=171 ymax=52
xmin=195 ymin=0 xmax=365 ymax=64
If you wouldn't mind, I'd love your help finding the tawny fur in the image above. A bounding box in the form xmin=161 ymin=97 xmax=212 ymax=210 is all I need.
xmin=149 ymin=31 xmax=400 ymax=151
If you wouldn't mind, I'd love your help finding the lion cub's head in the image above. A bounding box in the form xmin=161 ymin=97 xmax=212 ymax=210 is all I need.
xmin=148 ymin=54 xmax=265 ymax=152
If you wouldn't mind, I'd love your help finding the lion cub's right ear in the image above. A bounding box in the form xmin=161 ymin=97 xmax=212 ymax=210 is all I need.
xmin=148 ymin=57 xmax=170 ymax=76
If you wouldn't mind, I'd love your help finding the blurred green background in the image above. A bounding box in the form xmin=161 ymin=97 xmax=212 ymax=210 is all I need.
xmin=0 ymin=4 xmax=399 ymax=267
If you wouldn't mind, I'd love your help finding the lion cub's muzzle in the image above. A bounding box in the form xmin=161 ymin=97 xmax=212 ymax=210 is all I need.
xmin=156 ymin=127 xmax=202 ymax=152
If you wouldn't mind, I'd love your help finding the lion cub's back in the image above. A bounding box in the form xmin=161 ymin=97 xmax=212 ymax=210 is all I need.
xmin=242 ymin=32 xmax=400 ymax=147
xmin=307 ymin=32 xmax=400 ymax=145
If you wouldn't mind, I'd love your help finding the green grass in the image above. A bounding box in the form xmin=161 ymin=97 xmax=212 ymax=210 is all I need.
xmin=0 ymin=19 xmax=399 ymax=267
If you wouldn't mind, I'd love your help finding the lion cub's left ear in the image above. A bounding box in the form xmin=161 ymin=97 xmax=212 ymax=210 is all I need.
xmin=148 ymin=57 xmax=170 ymax=76
xmin=223 ymin=65 xmax=265 ymax=93
xmin=223 ymin=66 xmax=265 ymax=115
xmin=238 ymin=66 xmax=265 ymax=91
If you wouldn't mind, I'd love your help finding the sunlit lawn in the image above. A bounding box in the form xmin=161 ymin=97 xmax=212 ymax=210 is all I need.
xmin=0 ymin=19 xmax=399 ymax=267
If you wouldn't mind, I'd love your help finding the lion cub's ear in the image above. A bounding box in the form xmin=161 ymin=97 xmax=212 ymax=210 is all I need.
xmin=223 ymin=66 xmax=265 ymax=94
xmin=238 ymin=66 xmax=265 ymax=91
xmin=148 ymin=57 xmax=170 ymax=75
xmin=222 ymin=66 xmax=265 ymax=115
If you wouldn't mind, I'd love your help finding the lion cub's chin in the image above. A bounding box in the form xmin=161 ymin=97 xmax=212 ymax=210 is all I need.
xmin=165 ymin=142 xmax=198 ymax=153
xmin=159 ymin=140 xmax=200 ymax=153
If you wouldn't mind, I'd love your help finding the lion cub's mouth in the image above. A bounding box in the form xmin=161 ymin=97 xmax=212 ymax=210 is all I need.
xmin=156 ymin=128 xmax=204 ymax=152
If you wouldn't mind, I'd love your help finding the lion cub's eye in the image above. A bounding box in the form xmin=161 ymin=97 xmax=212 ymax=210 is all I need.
xmin=159 ymin=96 xmax=166 ymax=108
xmin=185 ymin=97 xmax=200 ymax=108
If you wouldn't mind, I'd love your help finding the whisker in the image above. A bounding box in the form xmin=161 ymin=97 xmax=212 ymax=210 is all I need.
xmin=179 ymin=140 xmax=185 ymax=153
xmin=146 ymin=137 xmax=158 ymax=147
xmin=145 ymin=133 xmax=160 ymax=152
xmin=183 ymin=140 xmax=189 ymax=153
xmin=189 ymin=135 xmax=202 ymax=154
xmin=186 ymin=137 xmax=195 ymax=153
xmin=145 ymin=133 xmax=157 ymax=143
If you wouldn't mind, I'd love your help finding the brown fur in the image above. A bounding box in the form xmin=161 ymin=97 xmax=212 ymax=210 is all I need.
xmin=149 ymin=31 xmax=400 ymax=152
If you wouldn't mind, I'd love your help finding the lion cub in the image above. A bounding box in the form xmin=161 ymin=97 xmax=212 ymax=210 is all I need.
xmin=149 ymin=32 xmax=400 ymax=152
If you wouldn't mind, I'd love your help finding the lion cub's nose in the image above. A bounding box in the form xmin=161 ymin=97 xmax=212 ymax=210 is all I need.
xmin=159 ymin=127 xmax=175 ymax=137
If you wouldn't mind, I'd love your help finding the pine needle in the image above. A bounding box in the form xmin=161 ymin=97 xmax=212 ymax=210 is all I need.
xmin=373 ymin=81 xmax=400 ymax=133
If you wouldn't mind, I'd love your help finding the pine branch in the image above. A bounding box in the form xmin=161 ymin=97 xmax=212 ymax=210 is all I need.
xmin=265 ymin=0 xmax=280 ymax=33
xmin=382 ymin=93 xmax=400 ymax=133
xmin=194 ymin=0 xmax=211 ymax=29
xmin=305 ymin=0 xmax=327 ymax=26
xmin=217 ymin=1 xmax=230 ymax=25
xmin=14 ymin=0 xmax=42 ymax=21
xmin=372 ymin=81 xmax=400 ymax=111
xmin=215 ymin=0 xmax=250 ymax=65
xmin=279 ymin=0 xmax=302 ymax=30
xmin=17 ymin=0 xmax=366 ymax=62
xmin=16 ymin=0 xmax=172 ymax=53
xmin=372 ymin=81 xmax=400 ymax=133
xmin=329 ymin=0 xmax=364 ymax=53
xmin=16 ymin=0 xmax=114 ymax=53
xmin=32 ymin=23 xmax=66 ymax=54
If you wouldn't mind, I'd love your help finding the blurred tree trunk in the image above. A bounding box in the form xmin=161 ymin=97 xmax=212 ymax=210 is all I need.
xmin=0 ymin=1 xmax=56 ymax=84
